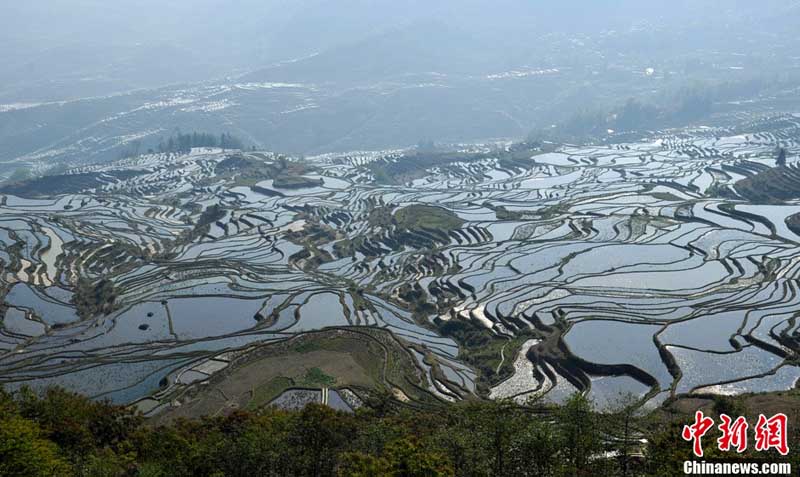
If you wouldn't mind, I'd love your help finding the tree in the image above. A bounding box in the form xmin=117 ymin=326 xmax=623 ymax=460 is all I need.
xmin=77 ymin=447 xmax=132 ymax=477
xmin=209 ymin=412 xmax=294 ymax=477
xmin=712 ymin=395 xmax=747 ymax=418
xmin=507 ymin=414 xmax=558 ymax=476
xmin=477 ymin=401 xmax=521 ymax=476
xmin=289 ymin=404 xmax=353 ymax=476
xmin=6 ymin=167 xmax=32 ymax=184
xmin=278 ymin=156 xmax=289 ymax=171
xmin=776 ymin=147 xmax=788 ymax=167
xmin=608 ymin=393 xmax=642 ymax=477
xmin=14 ymin=386 xmax=141 ymax=460
xmin=557 ymin=393 xmax=604 ymax=475
xmin=382 ymin=438 xmax=454 ymax=477
xmin=0 ymin=414 xmax=72 ymax=476
xmin=337 ymin=452 xmax=390 ymax=477
xmin=646 ymin=421 xmax=698 ymax=477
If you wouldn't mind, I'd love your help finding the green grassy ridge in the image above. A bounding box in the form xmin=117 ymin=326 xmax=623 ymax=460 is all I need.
xmin=394 ymin=205 xmax=464 ymax=233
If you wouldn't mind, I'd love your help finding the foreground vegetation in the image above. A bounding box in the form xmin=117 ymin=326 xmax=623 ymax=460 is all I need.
xmin=2 ymin=386 xmax=799 ymax=477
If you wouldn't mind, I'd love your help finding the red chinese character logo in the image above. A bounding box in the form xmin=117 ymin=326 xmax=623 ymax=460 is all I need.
xmin=754 ymin=413 xmax=789 ymax=456
xmin=717 ymin=414 xmax=748 ymax=453
xmin=682 ymin=411 xmax=715 ymax=457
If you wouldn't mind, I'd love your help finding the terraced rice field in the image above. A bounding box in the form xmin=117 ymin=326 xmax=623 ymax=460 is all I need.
xmin=2 ymin=114 xmax=800 ymax=411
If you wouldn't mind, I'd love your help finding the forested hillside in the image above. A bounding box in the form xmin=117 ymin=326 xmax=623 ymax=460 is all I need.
xmin=1 ymin=386 xmax=798 ymax=476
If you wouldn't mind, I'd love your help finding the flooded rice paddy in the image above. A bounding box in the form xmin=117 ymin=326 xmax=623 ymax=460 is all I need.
xmin=2 ymin=116 xmax=800 ymax=409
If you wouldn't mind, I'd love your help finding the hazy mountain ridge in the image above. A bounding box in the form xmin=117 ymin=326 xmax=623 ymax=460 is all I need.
xmin=1 ymin=0 xmax=799 ymax=175
xmin=2 ymin=0 xmax=797 ymax=101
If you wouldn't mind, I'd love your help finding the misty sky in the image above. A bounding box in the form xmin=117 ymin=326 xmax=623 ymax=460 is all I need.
xmin=1 ymin=0 xmax=798 ymax=161
xmin=2 ymin=0 xmax=797 ymax=98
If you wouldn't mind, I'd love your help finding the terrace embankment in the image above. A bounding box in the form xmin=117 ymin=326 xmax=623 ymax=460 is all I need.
xmin=786 ymin=212 xmax=800 ymax=236
xmin=734 ymin=164 xmax=800 ymax=203
xmin=524 ymin=319 xmax=661 ymax=401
